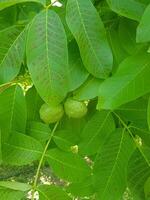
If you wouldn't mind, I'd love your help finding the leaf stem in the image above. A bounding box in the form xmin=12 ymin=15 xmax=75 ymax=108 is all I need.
xmin=45 ymin=0 xmax=59 ymax=9
xmin=31 ymin=121 xmax=59 ymax=200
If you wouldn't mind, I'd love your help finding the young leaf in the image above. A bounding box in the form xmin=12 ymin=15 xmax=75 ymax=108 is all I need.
xmin=38 ymin=185 xmax=71 ymax=200
xmin=106 ymin=0 xmax=146 ymax=21
xmin=98 ymin=53 xmax=150 ymax=110
xmin=74 ymin=77 xmax=102 ymax=101
xmin=0 ymin=0 xmax=45 ymax=11
xmin=93 ymin=129 xmax=135 ymax=200
xmin=128 ymin=147 xmax=150 ymax=200
xmin=79 ymin=111 xmax=115 ymax=155
xmin=66 ymin=0 xmax=113 ymax=79
xmin=2 ymin=131 xmax=43 ymax=165
xmin=46 ymin=148 xmax=91 ymax=182
xmin=27 ymin=9 xmax=69 ymax=105
xmin=136 ymin=4 xmax=150 ymax=43
xmin=0 ymin=25 xmax=26 ymax=84
xmin=0 ymin=85 xmax=27 ymax=142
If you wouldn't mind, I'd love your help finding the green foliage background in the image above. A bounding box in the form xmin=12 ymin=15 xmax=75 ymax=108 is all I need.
xmin=0 ymin=0 xmax=150 ymax=199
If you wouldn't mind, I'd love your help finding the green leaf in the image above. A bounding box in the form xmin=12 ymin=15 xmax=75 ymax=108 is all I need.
xmin=0 ymin=181 xmax=31 ymax=191
xmin=148 ymin=97 xmax=150 ymax=130
xmin=128 ymin=147 xmax=150 ymax=200
xmin=0 ymin=0 xmax=45 ymax=11
xmin=26 ymin=121 xmax=51 ymax=143
xmin=68 ymin=40 xmax=89 ymax=92
xmin=38 ymin=185 xmax=71 ymax=200
xmin=46 ymin=148 xmax=91 ymax=182
xmin=74 ymin=77 xmax=102 ymax=101
xmin=0 ymin=85 xmax=27 ymax=142
xmin=0 ymin=25 xmax=26 ymax=84
xmin=144 ymin=177 xmax=150 ymax=199
xmin=26 ymin=86 xmax=43 ymax=121
xmin=94 ymin=129 xmax=135 ymax=200
xmin=136 ymin=4 xmax=150 ymax=43
xmin=79 ymin=111 xmax=115 ymax=155
xmin=106 ymin=0 xmax=146 ymax=21
xmin=0 ymin=188 xmax=25 ymax=200
xmin=2 ymin=131 xmax=43 ymax=165
xmin=27 ymin=10 xmax=69 ymax=105
xmin=98 ymin=53 xmax=150 ymax=110
xmin=116 ymin=97 xmax=148 ymax=129
xmin=66 ymin=0 xmax=113 ymax=79
xmin=66 ymin=176 xmax=94 ymax=197
xmin=118 ymin=19 xmax=144 ymax=55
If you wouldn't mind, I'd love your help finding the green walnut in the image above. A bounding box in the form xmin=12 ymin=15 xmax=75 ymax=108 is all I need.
xmin=39 ymin=103 xmax=64 ymax=124
xmin=64 ymin=98 xmax=87 ymax=118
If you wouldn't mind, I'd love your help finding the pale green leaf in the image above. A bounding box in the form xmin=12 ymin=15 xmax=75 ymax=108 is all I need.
xmin=46 ymin=148 xmax=91 ymax=182
xmin=66 ymin=0 xmax=113 ymax=79
xmin=94 ymin=129 xmax=135 ymax=200
xmin=0 ymin=188 xmax=24 ymax=200
xmin=98 ymin=53 xmax=150 ymax=110
xmin=79 ymin=111 xmax=115 ymax=155
xmin=38 ymin=185 xmax=71 ymax=200
xmin=2 ymin=131 xmax=43 ymax=165
xmin=27 ymin=10 xmax=69 ymax=105
xmin=106 ymin=0 xmax=146 ymax=21
xmin=0 ymin=25 xmax=26 ymax=84
xmin=0 ymin=85 xmax=27 ymax=142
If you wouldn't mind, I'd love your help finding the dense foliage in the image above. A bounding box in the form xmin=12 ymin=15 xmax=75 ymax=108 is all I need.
xmin=0 ymin=0 xmax=150 ymax=199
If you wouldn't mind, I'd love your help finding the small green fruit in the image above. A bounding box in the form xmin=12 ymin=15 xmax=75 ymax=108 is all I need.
xmin=39 ymin=103 xmax=64 ymax=124
xmin=64 ymin=98 xmax=87 ymax=118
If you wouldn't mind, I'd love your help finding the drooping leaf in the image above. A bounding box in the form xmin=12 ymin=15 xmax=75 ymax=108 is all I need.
xmin=128 ymin=147 xmax=150 ymax=200
xmin=94 ymin=129 xmax=135 ymax=200
xmin=66 ymin=0 xmax=113 ymax=79
xmin=46 ymin=148 xmax=91 ymax=182
xmin=106 ymin=0 xmax=146 ymax=21
xmin=98 ymin=52 xmax=150 ymax=110
xmin=0 ymin=0 xmax=45 ymax=11
xmin=2 ymin=131 xmax=43 ymax=165
xmin=136 ymin=4 xmax=150 ymax=43
xmin=0 ymin=85 xmax=27 ymax=142
xmin=0 ymin=25 xmax=26 ymax=84
xmin=68 ymin=40 xmax=89 ymax=92
xmin=74 ymin=77 xmax=102 ymax=101
xmin=27 ymin=9 xmax=69 ymax=105
xmin=26 ymin=121 xmax=51 ymax=143
xmin=79 ymin=111 xmax=115 ymax=156
xmin=38 ymin=185 xmax=71 ymax=200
